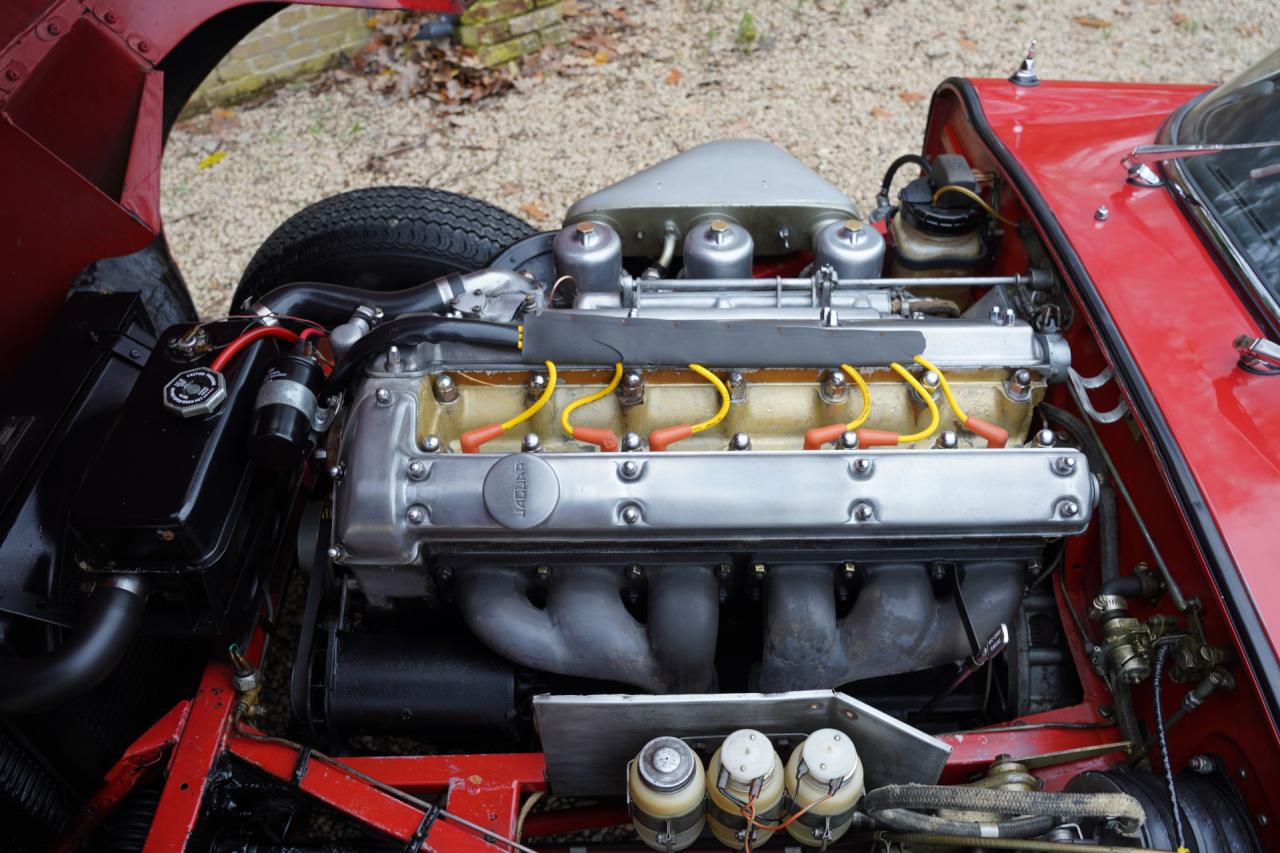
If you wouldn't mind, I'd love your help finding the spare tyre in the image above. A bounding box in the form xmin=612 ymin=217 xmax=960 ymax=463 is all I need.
xmin=232 ymin=186 xmax=535 ymax=310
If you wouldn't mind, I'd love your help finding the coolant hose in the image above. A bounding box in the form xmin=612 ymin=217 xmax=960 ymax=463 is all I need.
xmin=0 ymin=577 xmax=148 ymax=714
xmin=864 ymin=784 xmax=1144 ymax=839
xmin=324 ymin=313 xmax=520 ymax=393
xmin=252 ymin=279 xmax=450 ymax=327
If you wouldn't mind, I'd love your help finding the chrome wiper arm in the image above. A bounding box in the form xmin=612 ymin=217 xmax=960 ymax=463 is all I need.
xmin=1122 ymin=141 xmax=1280 ymax=187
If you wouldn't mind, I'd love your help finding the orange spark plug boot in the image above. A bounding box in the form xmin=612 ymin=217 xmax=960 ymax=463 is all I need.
xmin=855 ymin=428 xmax=900 ymax=448
xmin=460 ymin=423 xmax=504 ymax=454
xmin=571 ymin=426 xmax=619 ymax=452
xmin=964 ymin=417 xmax=1009 ymax=449
xmin=803 ymin=423 xmax=848 ymax=450
xmin=648 ymin=424 xmax=693 ymax=452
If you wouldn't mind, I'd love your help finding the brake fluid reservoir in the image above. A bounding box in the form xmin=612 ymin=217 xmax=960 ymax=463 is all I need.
xmin=705 ymin=729 xmax=784 ymax=849
xmin=781 ymin=729 xmax=865 ymax=847
xmin=628 ymin=737 xmax=706 ymax=852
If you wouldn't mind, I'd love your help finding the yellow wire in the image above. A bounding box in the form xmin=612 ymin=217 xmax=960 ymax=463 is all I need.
xmin=913 ymin=355 xmax=968 ymax=424
xmin=889 ymin=362 xmax=940 ymax=444
xmin=688 ymin=363 xmax=731 ymax=433
xmin=501 ymin=361 xmax=556 ymax=430
xmin=560 ymin=363 xmax=623 ymax=436
xmin=838 ymin=364 xmax=872 ymax=430
xmin=931 ymin=184 xmax=1017 ymax=227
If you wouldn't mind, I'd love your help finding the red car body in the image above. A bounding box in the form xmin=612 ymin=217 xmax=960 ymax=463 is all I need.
xmin=3 ymin=2 xmax=1278 ymax=850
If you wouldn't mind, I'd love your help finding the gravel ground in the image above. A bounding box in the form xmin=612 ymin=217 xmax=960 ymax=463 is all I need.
xmin=162 ymin=0 xmax=1278 ymax=318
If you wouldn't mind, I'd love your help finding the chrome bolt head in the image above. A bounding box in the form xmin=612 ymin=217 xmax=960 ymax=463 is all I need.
xmin=837 ymin=430 xmax=859 ymax=449
xmin=989 ymin=305 xmax=1003 ymax=324
xmin=729 ymin=432 xmax=752 ymax=451
xmin=1095 ymin=205 xmax=1110 ymax=221
xmin=620 ymin=432 xmax=643 ymax=452
xmin=1034 ymin=428 xmax=1057 ymax=448
xmin=852 ymin=457 xmax=873 ymax=477
xmin=1054 ymin=456 xmax=1078 ymax=476
xmin=621 ymin=505 xmax=641 ymax=525
xmin=1014 ymin=368 xmax=1032 ymax=386
xmin=406 ymin=505 xmax=428 ymax=525
xmin=421 ymin=434 xmax=441 ymax=453
xmin=326 ymin=544 xmax=344 ymax=561
xmin=521 ymin=433 xmax=542 ymax=453
xmin=433 ymin=374 xmax=458 ymax=403
xmin=329 ymin=464 xmax=344 ymax=480
xmin=1059 ymin=500 xmax=1080 ymax=518
xmin=407 ymin=460 xmax=427 ymax=480
xmin=374 ymin=387 xmax=391 ymax=405
xmin=935 ymin=430 xmax=958 ymax=449
xmin=853 ymin=501 xmax=874 ymax=522
xmin=527 ymin=373 xmax=548 ymax=396
xmin=620 ymin=460 xmax=640 ymax=479
xmin=622 ymin=371 xmax=642 ymax=389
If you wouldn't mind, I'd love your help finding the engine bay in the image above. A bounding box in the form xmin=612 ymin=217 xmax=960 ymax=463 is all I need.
xmin=1 ymin=134 xmax=1266 ymax=852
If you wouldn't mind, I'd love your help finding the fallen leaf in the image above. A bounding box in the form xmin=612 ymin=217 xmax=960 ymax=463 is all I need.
xmin=606 ymin=6 xmax=633 ymax=25
xmin=520 ymin=201 xmax=549 ymax=221
xmin=1072 ymin=14 xmax=1112 ymax=28
xmin=209 ymin=107 xmax=239 ymax=132
xmin=870 ymin=106 xmax=893 ymax=119
xmin=197 ymin=150 xmax=228 ymax=170
xmin=498 ymin=181 xmax=520 ymax=196
xmin=898 ymin=90 xmax=926 ymax=104
xmin=665 ymin=67 xmax=682 ymax=85
xmin=1170 ymin=11 xmax=1187 ymax=24
xmin=957 ymin=37 xmax=978 ymax=50
xmin=1236 ymin=22 xmax=1261 ymax=36
xmin=594 ymin=49 xmax=610 ymax=64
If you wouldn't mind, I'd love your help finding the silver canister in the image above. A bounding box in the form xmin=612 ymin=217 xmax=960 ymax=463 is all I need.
xmin=554 ymin=220 xmax=623 ymax=294
xmin=812 ymin=218 xmax=885 ymax=279
xmin=683 ymin=219 xmax=754 ymax=279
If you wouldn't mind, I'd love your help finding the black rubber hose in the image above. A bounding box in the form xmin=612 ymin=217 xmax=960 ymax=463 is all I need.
xmin=1100 ymin=575 xmax=1145 ymax=598
xmin=253 ymin=279 xmax=450 ymax=327
xmin=878 ymin=153 xmax=931 ymax=198
xmin=0 ymin=579 xmax=147 ymax=714
xmin=324 ymin=313 xmax=519 ymax=394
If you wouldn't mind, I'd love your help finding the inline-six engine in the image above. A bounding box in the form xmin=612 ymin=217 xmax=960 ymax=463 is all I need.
xmin=310 ymin=140 xmax=1094 ymax=728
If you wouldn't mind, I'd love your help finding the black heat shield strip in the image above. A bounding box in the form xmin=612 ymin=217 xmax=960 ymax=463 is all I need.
xmin=519 ymin=312 xmax=927 ymax=367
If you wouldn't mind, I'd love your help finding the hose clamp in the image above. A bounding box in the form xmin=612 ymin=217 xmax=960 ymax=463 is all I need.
xmin=101 ymin=574 xmax=148 ymax=599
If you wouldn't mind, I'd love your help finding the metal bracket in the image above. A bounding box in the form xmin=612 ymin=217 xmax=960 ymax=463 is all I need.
xmin=1067 ymin=365 xmax=1129 ymax=424
xmin=402 ymin=804 xmax=439 ymax=853
xmin=0 ymin=586 xmax=77 ymax=628
xmin=291 ymin=746 xmax=313 ymax=787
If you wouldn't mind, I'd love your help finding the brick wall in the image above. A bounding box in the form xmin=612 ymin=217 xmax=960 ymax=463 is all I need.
xmin=185 ymin=7 xmax=372 ymax=114
xmin=458 ymin=0 xmax=567 ymax=66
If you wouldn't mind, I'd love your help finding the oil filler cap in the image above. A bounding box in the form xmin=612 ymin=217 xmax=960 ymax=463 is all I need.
xmin=162 ymin=367 xmax=227 ymax=418
xmin=482 ymin=452 xmax=559 ymax=529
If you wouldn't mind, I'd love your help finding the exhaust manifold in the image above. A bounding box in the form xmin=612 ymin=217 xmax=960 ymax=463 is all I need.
xmin=453 ymin=564 xmax=719 ymax=693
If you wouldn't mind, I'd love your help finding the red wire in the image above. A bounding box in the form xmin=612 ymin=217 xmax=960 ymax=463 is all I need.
xmin=299 ymin=327 xmax=327 ymax=341
xmin=210 ymin=326 xmax=300 ymax=373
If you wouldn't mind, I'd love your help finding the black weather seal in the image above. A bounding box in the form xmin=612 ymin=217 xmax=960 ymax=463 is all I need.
xmin=937 ymin=77 xmax=1280 ymax=727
